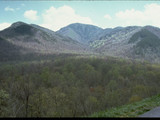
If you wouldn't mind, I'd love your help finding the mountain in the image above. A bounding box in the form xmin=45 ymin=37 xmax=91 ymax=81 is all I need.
xmin=128 ymin=26 xmax=160 ymax=62
xmin=0 ymin=21 xmax=91 ymax=61
xmin=90 ymin=26 xmax=160 ymax=63
xmin=97 ymin=27 xmax=124 ymax=40
xmin=0 ymin=36 xmax=26 ymax=61
xmin=57 ymin=23 xmax=126 ymax=44
xmin=56 ymin=23 xmax=103 ymax=44
xmin=1 ymin=21 xmax=160 ymax=63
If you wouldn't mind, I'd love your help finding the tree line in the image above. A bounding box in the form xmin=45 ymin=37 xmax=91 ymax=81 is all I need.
xmin=0 ymin=56 xmax=160 ymax=117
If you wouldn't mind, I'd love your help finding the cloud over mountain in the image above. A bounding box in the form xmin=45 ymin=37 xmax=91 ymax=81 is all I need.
xmin=115 ymin=3 xmax=160 ymax=27
xmin=40 ymin=5 xmax=94 ymax=31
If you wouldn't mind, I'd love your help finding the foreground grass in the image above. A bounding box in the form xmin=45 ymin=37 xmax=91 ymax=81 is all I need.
xmin=91 ymin=94 xmax=160 ymax=117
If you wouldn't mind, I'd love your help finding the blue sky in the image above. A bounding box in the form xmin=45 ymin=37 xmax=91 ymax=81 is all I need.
xmin=1 ymin=1 xmax=160 ymax=31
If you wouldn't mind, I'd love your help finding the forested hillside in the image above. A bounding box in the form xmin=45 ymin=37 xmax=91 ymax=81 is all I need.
xmin=1 ymin=0 xmax=160 ymax=118
xmin=1 ymin=21 xmax=160 ymax=63
xmin=0 ymin=22 xmax=90 ymax=58
xmin=57 ymin=23 xmax=103 ymax=44
xmin=91 ymin=94 xmax=160 ymax=117
xmin=128 ymin=29 xmax=160 ymax=62
xmin=1 ymin=56 xmax=160 ymax=117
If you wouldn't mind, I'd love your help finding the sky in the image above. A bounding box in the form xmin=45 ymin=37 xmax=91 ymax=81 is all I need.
xmin=1 ymin=1 xmax=160 ymax=31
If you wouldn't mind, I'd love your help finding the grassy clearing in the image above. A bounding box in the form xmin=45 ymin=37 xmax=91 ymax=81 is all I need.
xmin=90 ymin=94 xmax=160 ymax=117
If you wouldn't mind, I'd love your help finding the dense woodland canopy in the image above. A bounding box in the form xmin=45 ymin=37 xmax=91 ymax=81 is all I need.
xmin=0 ymin=55 xmax=160 ymax=117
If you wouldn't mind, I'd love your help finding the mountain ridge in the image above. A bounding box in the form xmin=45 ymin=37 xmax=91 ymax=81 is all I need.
xmin=0 ymin=21 xmax=92 ymax=61
xmin=56 ymin=23 xmax=104 ymax=44
xmin=1 ymin=21 xmax=160 ymax=63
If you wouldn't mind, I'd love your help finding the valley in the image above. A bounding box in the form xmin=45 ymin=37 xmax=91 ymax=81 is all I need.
xmin=1 ymin=21 xmax=160 ymax=117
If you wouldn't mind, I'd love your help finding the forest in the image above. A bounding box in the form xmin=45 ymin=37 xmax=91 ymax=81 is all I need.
xmin=1 ymin=55 xmax=160 ymax=117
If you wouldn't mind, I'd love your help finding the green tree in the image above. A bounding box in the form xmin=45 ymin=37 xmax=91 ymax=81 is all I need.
xmin=0 ymin=90 xmax=9 ymax=117
xmin=29 ymin=87 xmax=49 ymax=117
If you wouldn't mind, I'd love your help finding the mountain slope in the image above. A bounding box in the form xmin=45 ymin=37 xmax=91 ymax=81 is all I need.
xmin=128 ymin=28 xmax=160 ymax=62
xmin=98 ymin=27 xmax=124 ymax=40
xmin=0 ymin=37 xmax=26 ymax=61
xmin=91 ymin=94 xmax=160 ymax=117
xmin=1 ymin=21 xmax=160 ymax=63
xmin=56 ymin=23 xmax=103 ymax=44
xmin=90 ymin=26 xmax=142 ymax=56
xmin=0 ymin=22 xmax=91 ymax=57
xmin=90 ymin=26 xmax=160 ymax=63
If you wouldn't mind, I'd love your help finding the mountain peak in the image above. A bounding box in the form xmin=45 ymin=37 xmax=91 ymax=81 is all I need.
xmin=57 ymin=23 xmax=104 ymax=44
xmin=68 ymin=23 xmax=103 ymax=30
xmin=11 ymin=21 xmax=28 ymax=28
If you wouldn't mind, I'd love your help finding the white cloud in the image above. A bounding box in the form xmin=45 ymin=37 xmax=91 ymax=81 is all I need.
xmin=24 ymin=10 xmax=38 ymax=21
xmin=40 ymin=5 xmax=94 ymax=31
xmin=104 ymin=14 xmax=112 ymax=20
xmin=115 ymin=3 xmax=160 ymax=27
xmin=4 ymin=6 xmax=15 ymax=12
xmin=0 ymin=23 xmax=11 ymax=31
